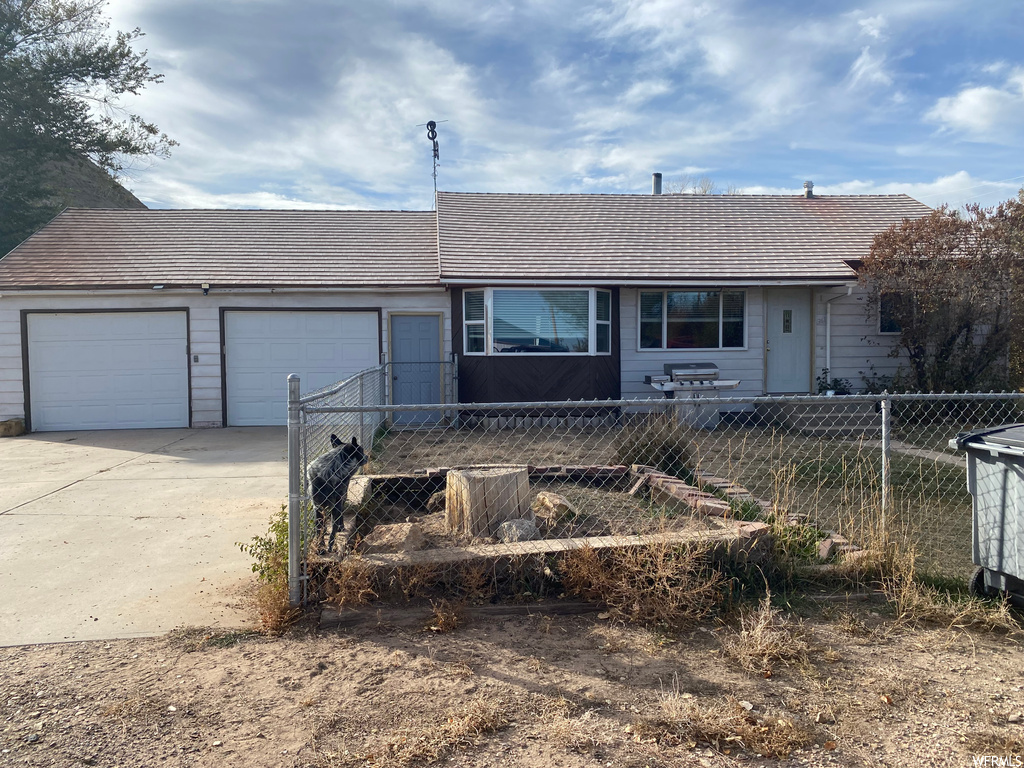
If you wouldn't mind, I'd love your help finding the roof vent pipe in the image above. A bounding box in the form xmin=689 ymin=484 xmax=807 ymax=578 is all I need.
xmin=652 ymin=173 xmax=662 ymax=195
xmin=803 ymin=180 xmax=814 ymax=198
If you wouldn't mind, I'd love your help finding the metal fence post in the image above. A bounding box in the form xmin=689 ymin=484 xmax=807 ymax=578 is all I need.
xmin=358 ymin=372 xmax=365 ymax=446
xmin=880 ymin=392 xmax=892 ymax=538
xmin=287 ymin=374 xmax=302 ymax=607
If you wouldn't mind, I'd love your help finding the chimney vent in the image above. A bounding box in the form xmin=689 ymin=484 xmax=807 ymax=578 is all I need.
xmin=652 ymin=172 xmax=663 ymax=195
xmin=803 ymin=180 xmax=814 ymax=198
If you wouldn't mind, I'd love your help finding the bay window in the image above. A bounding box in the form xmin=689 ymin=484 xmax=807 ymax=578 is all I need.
xmin=463 ymin=288 xmax=612 ymax=355
xmin=639 ymin=289 xmax=745 ymax=350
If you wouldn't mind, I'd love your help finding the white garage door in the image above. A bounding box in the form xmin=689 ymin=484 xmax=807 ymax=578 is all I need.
xmin=27 ymin=311 xmax=189 ymax=431
xmin=224 ymin=311 xmax=380 ymax=426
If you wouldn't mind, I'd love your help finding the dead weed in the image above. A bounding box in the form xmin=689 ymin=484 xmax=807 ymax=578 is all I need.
xmin=361 ymin=696 xmax=513 ymax=767
xmin=722 ymin=593 xmax=809 ymax=676
xmin=558 ymin=541 xmax=725 ymax=629
xmin=635 ymin=678 xmax=814 ymax=758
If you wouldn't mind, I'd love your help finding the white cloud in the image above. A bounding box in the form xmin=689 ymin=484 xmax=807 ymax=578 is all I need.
xmin=848 ymin=47 xmax=893 ymax=89
xmin=926 ymin=68 xmax=1024 ymax=140
xmin=857 ymin=14 xmax=887 ymax=40
xmin=743 ymin=171 xmax=1022 ymax=209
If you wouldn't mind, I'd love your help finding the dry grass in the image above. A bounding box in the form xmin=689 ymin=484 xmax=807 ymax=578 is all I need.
xmin=722 ymin=593 xmax=810 ymax=676
xmin=427 ymin=598 xmax=467 ymax=633
xmin=352 ymin=696 xmax=513 ymax=767
xmin=635 ymin=676 xmax=814 ymax=758
xmin=883 ymin=550 xmax=1021 ymax=633
xmin=325 ymin=555 xmax=377 ymax=608
xmin=542 ymin=696 xmax=602 ymax=753
xmin=558 ymin=540 xmax=725 ymax=629
xmin=964 ymin=730 xmax=1024 ymax=756
xmin=252 ymin=580 xmax=301 ymax=633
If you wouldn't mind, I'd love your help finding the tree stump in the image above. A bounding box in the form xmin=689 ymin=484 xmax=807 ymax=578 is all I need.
xmin=445 ymin=467 xmax=531 ymax=537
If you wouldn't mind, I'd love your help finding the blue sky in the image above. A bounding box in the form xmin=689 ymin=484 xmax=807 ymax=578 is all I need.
xmin=104 ymin=0 xmax=1024 ymax=211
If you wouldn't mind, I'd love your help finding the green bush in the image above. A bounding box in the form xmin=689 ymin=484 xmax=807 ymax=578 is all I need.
xmin=238 ymin=504 xmax=289 ymax=585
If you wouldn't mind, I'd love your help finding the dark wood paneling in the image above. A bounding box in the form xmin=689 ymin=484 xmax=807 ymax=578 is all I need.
xmin=452 ymin=287 xmax=621 ymax=403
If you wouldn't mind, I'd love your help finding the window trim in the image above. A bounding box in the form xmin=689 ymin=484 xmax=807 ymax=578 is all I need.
xmin=463 ymin=287 xmax=613 ymax=356
xmin=636 ymin=288 xmax=748 ymax=352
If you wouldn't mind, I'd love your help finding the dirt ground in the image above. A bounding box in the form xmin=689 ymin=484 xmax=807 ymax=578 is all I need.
xmin=2 ymin=593 xmax=1023 ymax=768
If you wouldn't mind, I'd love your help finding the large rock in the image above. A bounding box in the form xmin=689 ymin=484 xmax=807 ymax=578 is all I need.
xmin=496 ymin=519 xmax=540 ymax=543
xmin=531 ymin=491 xmax=576 ymax=528
xmin=361 ymin=522 xmax=427 ymax=552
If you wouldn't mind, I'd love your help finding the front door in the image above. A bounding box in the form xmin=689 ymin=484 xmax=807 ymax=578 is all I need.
xmin=390 ymin=314 xmax=442 ymax=425
xmin=765 ymin=289 xmax=811 ymax=393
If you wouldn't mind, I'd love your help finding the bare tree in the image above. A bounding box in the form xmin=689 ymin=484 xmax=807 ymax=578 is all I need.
xmin=663 ymin=175 xmax=744 ymax=195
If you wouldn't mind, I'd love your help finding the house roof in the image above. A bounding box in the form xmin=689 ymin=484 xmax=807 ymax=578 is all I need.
xmin=0 ymin=208 xmax=440 ymax=289
xmin=435 ymin=192 xmax=933 ymax=284
xmin=0 ymin=192 xmax=935 ymax=291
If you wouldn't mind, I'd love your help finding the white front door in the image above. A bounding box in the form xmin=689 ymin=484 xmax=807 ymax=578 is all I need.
xmin=765 ymin=289 xmax=811 ymax=393
xmin=27 ymin=311 xmax=189 ymax=431
xmin=223 ymin=310 xmax=380 ymax=426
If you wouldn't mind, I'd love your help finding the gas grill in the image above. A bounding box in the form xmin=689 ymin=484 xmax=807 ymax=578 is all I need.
xmin=644 ymin=363 xmax=740 ymax=429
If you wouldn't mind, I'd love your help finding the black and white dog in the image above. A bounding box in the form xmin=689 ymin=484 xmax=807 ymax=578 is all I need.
xmin=307 ymin=434 xmax=368 ymax=553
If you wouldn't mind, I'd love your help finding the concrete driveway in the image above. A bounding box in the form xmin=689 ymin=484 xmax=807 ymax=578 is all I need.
xmin=0 ymin=427 xmax=286 ymax=646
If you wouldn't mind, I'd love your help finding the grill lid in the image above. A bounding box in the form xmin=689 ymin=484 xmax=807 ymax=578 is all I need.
xmin=663 ymin=362 xmax=720 ymax=382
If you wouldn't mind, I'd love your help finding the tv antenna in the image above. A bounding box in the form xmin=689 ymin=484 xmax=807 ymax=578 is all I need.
xmin=418 ymin=119 xmax=447 ymax=202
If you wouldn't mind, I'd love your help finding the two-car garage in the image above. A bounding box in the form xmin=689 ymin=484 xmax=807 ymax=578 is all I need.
xmin=23 ymin=309 xmax=381 ymax=431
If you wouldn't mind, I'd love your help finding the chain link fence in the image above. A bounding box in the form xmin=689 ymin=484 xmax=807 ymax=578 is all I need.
xmin=287 ymin=371 xmax=1024 ymax=604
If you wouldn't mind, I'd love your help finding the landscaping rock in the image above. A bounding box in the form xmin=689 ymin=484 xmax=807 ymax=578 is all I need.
xmin=818 ymin=538 xmax=838 ymax=561
xmin=425 ymin=490 xmax=445 ymax=514
xmin=496 ymin=519 xmax=539 ymax=543
xmin=0 ymin=418 xmax=25 ymax=438
xmin=362 ymin=522 xmax=427 ymax=552
xmin=531 ymin=491 xmax=576 ymax=525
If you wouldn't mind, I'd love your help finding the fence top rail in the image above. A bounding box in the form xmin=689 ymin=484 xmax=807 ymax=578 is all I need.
xmin=301 ymin=390 xmax=1024 ymax=415
xmin=297 ymin=365 xmax=385 ymax=405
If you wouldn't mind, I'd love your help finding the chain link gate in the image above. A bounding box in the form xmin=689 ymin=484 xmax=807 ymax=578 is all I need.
xmin=287 ymin=372 xmax=1024 ymax=605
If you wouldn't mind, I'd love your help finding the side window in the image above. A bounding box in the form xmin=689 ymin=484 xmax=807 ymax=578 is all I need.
xmin=879 ymin=293 xmax=903 ymax=334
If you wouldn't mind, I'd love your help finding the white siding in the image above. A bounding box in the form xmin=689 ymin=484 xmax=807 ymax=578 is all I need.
xmin=619 ymin=287 xmax=766 ymax=401
xmin=0 ymin=289 xmax=450 ymax=429
xmin=812 ymin=285 xmax=905 ymax=392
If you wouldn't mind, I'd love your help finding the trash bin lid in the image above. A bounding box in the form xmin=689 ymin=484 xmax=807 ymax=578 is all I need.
xmin=951 ymin=423 xmax=1024 ymax=454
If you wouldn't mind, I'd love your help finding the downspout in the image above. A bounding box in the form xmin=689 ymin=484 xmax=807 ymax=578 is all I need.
xmin=824 ymin=286 xmax=854 ymax=374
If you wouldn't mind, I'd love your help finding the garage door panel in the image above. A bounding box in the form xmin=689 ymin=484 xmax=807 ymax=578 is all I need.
xmin=224 ymin=311 xmax=379 ymax=426
xmin=28 ymin=312 xmax=189 ymax=431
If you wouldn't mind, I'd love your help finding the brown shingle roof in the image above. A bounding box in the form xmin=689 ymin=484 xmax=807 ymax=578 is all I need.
xmin=0 ymin=209 xmax=439 ymax=289
xmin=436 ymin=192 xmax=933 ymax=283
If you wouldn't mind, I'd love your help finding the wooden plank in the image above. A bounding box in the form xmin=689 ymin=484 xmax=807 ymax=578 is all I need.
xmin=353 ymin=526 xmax=749 ymax=568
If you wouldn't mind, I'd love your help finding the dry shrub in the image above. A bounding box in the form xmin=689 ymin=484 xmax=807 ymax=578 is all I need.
xmin=253 ymin=580 xmax=301 ymax=633
xmin=428 ymin=598 xmax=467 ymax=633
xmin=964 ymin=730 xmax=1024 ymax=756
xmin=613 ymin=413 xmax=696 ymax=480
xmin=558 ymin=541 xmax=725 ymax=629
xmin=325 ymin=555 xmax=377 ymax=608
xmin=723 ymin=593 xmax=809 ymax=676
xmin=542 ymin=697 xmax=601 ymax=753
xmin=884 ymin=550 xmax=1020 ymax=633
xmin=368 ymin=696 xmax=512 ymax=767
xmin=395 ymin=562 xmax=445 ymax=599
xmin=636 ymin=681 xmax=813 ymax=758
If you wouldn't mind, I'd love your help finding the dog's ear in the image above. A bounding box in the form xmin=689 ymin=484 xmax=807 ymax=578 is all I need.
xmin=350 ymin=436 xmax=359 ymax=447
xmin=330 ymin=434 xmax=342 ymax=447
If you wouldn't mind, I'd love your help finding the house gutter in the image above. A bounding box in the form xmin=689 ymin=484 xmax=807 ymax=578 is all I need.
xmin=824 ymin=286 xmax=854 ymax=373
xmin=440 ymin=278 xmax=855 ymax=288
xmin=0 ymin=286 xmax=448 ymax=297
